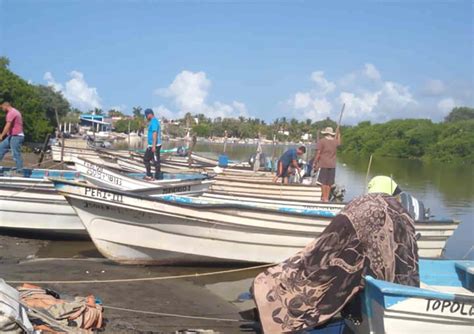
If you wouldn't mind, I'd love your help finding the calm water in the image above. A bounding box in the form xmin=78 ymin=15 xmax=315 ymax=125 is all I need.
xmin=183 ymin=141 xmax=473 ymax=260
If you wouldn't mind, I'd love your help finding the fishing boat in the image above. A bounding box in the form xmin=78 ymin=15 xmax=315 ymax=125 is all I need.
xmin=233 ymin=259 xmax=474 ymax=334
xmin=112 ymin=154 xmax=322 ymax=201
xmin=352 ymin=259 xmax=474 ymax=333
xmin=0 ymin=168 xmax=86 ymax=238
xmin=51 ymin=144 xmax=180 ymax=163
xmin=72 ymin=156 xmax=213 ymax=196
xmin=51 ymin=144 xmax=130 ymax=162
xmin=53 ymin=179 xmax=337 ymax=264
xmin=53 ymin=180 xmax=459 ymax=264
xmin=209 ymin=178 xmax=322 ymax=202
xmin=308 ymin=259 xmax=474 ymax=334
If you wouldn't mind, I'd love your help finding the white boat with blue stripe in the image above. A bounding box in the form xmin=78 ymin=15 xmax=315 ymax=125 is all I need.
xmin=308 ymin=259 xmax=474 ymax=334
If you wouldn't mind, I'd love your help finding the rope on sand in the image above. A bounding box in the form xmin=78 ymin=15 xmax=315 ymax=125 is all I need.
xmin=6 ymin=263 xmax=273 ymax=284
xmin=104 ymin=305 xmax=244 ymax=322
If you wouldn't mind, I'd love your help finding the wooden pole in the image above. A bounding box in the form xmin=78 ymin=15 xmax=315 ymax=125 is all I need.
xmin=188 ymin=135 xmax=197 ymax=167
xmin=271 ymin=133 xmax=276 ymax=171
xmin=37 ymin=133 xmax=51 ymax=167
xmin=60 ymin=135 xmax=65 ymax=169
xmin=128 ymin=119 xmax=131 ymax=149
xmin=53 ymin=108 xmax=65 ymax=167
xmin=337 ymin=103 xmax=345 ymax=128
xmin=53 ymin=108 xmax=61 ymax=134
xmin=223 ymin=130 xmax=227 ymax=154
xmin=365 ymin=154 xmax=373 ymax=193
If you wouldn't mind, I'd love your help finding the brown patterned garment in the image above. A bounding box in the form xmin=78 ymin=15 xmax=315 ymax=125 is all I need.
xmin=253 ymin=193 xmax=419 ymax=333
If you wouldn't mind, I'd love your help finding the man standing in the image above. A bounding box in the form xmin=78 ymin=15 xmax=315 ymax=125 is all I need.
xmin=313 ymin=126 xmax=341 ymax=202
xmin=273 ymin=146 xmax=306 ymax=184
xmin=0 ymin=102 xmax=24 ymax=171
xmin=143 ymin=108 xmax=162 ymax=180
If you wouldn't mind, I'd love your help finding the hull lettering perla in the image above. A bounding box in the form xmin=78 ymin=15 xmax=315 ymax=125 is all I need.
xmin=84 ymin=187 xmax=123 ymax=203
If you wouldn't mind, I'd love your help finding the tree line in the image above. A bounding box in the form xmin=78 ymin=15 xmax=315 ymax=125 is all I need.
xmin=1 ymin=56 xmax=472 ymax=163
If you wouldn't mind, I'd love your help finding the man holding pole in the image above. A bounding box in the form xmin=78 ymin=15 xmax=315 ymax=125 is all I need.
xmin=313 ymin=126 xmax=341 ymax=202
xmin=313 ymin=104 xmax=344 ymax=202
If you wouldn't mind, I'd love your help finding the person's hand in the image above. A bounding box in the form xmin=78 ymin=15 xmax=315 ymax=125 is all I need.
xmin=151 ymin=146 xmax=156 ymax=153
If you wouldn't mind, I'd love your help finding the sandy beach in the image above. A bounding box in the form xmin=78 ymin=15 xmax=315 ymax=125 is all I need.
xmin=0 ymin=233 xmax=259 ymax=333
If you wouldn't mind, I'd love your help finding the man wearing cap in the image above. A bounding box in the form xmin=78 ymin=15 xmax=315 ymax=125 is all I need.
xmin=273 ymin=146 xmax=306 ymax=184
xmin=313 ymin=126 xmax=341 ymax=202
xmin=0 ymin=102 xmax=24 ymax=171
xmin=143 ymin=108 xmax=162 ymax=180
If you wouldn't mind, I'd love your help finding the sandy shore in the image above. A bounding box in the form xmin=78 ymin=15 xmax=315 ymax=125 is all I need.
xmin=0 ymin=234 xmax=259 ymax=333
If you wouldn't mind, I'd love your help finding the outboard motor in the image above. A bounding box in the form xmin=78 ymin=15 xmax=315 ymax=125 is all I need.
xmin=248 ymin=153 xmax=268 ymax=170
xmin=176 ymin=146 xmax=188 ymax=157
xmin=329 ymin=184 xmax=346 ymax=203
xmin=399 ymin=192 xmax=428 ymax=221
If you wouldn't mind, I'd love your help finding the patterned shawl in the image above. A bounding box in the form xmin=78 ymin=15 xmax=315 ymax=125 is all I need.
xmin=253 ymin=193 xmax=419 ymax=333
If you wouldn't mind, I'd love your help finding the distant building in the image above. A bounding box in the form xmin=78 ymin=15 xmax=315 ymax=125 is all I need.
xmin=80 ymin=114 xmax=111 ymax=132
xmin=278 ymin=129 xmax=290 ymax=136
xmin=301 ymin=133 xmax=312 ymax=141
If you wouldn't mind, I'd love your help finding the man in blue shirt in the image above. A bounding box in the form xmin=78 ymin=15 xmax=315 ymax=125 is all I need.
xmin=272 ymin=146 xmax=306 ymax=183
xmin=143 ymin=108 xmax=162 ymax=180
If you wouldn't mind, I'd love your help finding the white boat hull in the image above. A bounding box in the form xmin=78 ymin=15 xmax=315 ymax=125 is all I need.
xmin=56 ymin=181 xmax=459 ymax=264
xmin=73 ymin=156 xmax=213 ymax=196
xmin=0 ymin=181 xmax=85 ymax=237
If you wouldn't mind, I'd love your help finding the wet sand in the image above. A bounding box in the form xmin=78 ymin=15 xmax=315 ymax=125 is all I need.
xmin=0 ymin=234 xmax=259 ymax=333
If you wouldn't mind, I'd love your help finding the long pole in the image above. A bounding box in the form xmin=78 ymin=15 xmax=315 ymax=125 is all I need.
xmin=337 ymin=103 xmax=345 ymax=128
xmin=53 ymin=108 xmax=64 ymax=167
xmin=365 ymin=154 xmax=373 ymax=193
xmin=271 ymin=133 xmax=276 ymax=171
xmin=128 ymin=119 xmax=131 ymax=149
xmin=223 ymin=130 xmax=227 ymax=154
xmin=37 ymin=133 xmax=51 ymax=167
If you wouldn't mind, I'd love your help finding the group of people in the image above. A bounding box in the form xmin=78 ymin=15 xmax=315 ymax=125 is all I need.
xmin=273 ymin=125 xmax=341 ymax=202
xmin=0 ymin=103 xmax=164 ymax=181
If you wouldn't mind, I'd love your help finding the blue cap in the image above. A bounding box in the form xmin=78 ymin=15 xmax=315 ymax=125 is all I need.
xmin=144 ymin=108 xmax=154 ymax=117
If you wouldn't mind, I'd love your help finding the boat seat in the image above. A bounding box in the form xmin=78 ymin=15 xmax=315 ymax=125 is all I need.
xmin=455 ymin=261 xmax=474 ymax=292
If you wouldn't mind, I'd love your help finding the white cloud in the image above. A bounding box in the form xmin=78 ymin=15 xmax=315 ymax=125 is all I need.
xmin=364 ymin=63 xmax=381 ymax=81
xmin=153 ymin=105 xmax=175 ymax=120
xmin=232 ymin=101 xmax=248 ymax=116
xmin=293 ymin=92 xmax=312 ymax=109
xmin=437 ymin=97 xmax=456 ymax=113
xmin=339 ymin=91 xmax=380 ymax=118
xmin=422 ymin=79 xmax=446 ymax=96
xmin=44 ymin=71 xmax=102 ymax=111
xmin=380 ymin=81 xmax=416 ymax=107
xmin=339 ymin=63 xmax=381 ymax=87
xmin=155 ymin=70 xmax=248 ymax=119
xmin=287 ymin=71 xmax=336 ymax=121
xmin=310 ymin=71 xmax=336 ymax=95
xmin=288 ymin=64 xmax=421 ymax=123
xmin=291 ymin=93 xmax=332 ymax=120
xmin=44 ymin=72 xmax=63 ymax=92
xmin=110 ymin=104 xmax=127 ymax=112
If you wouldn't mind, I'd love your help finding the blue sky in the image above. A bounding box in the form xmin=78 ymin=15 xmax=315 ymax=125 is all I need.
xmin=1 ymin=0 xmax=472 ymax=123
